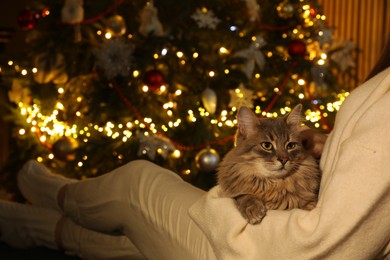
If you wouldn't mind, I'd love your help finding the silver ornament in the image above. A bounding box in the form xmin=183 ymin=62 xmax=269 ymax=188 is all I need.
xmin=52 ymin=136 xmax=78 ymax=161
xmin=277 ymin=0 xmax=294 ymax=19
xmin=195 ymin=148 xmax=220 ymax=173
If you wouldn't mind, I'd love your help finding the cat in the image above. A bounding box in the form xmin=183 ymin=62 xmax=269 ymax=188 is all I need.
xmin=217 ymin=104 xmax=321 ymax=225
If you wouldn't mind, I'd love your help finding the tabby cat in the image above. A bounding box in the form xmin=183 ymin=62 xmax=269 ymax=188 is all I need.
xmin=217 ymin=104 xmax=321 ymax=224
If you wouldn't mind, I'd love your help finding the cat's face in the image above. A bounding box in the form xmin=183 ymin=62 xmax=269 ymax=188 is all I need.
xmin=240 ymin=125 xmax=304 ymax=177
xmin=225 ymin=105 xmax=309 ymax=178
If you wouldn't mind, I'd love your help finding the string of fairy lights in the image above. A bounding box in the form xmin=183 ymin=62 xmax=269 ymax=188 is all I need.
xmin=8 ymin=55 xmax=348 ymax=160
xmin=2 ymin=0 xmax=351 ymax=170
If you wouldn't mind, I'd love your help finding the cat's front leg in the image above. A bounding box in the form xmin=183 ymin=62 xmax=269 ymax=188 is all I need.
xmin=235 ymin=194 xmax=267 ymax=225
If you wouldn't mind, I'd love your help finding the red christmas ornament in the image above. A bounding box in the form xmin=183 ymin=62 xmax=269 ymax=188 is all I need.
xmin=143 ymin=69 xmax=165 ymax=91
xmin=17 ymin=9 xmax=39 ymax=30
xmin=287 ymin=40 xmax=307 ymax=58
xmin=309 ymin=7 xmax=316 ymax=16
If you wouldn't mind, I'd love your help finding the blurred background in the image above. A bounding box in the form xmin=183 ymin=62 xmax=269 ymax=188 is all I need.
xmin=0 ymin=0 xmax=389 ymax=196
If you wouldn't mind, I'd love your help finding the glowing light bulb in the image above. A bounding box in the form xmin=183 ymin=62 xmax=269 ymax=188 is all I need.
xmin=298 ymin=79 xmax=305 ymax=85
xmin=176 ymin=51 xmax=184 ymax=58
xmin=19 ymin=129 xmax=26 ymax=135
xmin=230 ymin=26 xmax=237 ymax=31
xmin=172 ymin=149 xmax=181 ymax=158
xmin=219 ymin=47 xmax=229 ymax=54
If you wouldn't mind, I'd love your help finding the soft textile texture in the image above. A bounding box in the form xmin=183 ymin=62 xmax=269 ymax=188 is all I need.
xmin=0 ymin=201 xmax=60 ymax=250
xmin=17 ymin=160 xmax=76 ymax=212
xmin=62 ymin=160 xmax=216 ymax=260
xmin=61 ymin=218 xmax=145 ymax=259
xmin=189 ymin=67 xmax=390 ymax=259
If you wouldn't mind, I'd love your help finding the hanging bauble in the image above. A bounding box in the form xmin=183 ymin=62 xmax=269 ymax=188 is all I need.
xmin=143 ymin=69 xmax=165 ymax=91
xmin=106 ymin=15 xmax=127 ymax=37
xmin=17 ymin=9 xmax=38 ymax=30
xmin=52 ymin=136 xmax=78 ymax=161
xmin=201 ymin=88 xmax=217 ymax=114
xmin=61 ymin=0 xmax=84 ymax=24
xmin=309 ymin=7 xmax=316 ymax=16
xmin=277 ymin=0 xmax=295 ymax=19
xmin=195 ymin=147 xmax=220 ymax=173
xmin=287 ymin=40 xmax=307 ymax=58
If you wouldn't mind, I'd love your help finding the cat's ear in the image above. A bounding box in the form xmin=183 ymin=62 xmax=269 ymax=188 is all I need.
xmin=236 ymin=106 xmax=260 ymax=144
xmin=286 ymin=104 xmax=303 ymax=126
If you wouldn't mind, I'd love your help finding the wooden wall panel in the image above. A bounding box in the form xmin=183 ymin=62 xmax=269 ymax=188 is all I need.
xmin=318 ymin=0 xmax=389 ymax=87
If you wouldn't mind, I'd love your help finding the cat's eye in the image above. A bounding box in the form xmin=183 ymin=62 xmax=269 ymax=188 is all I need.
xmin=261 ymin=142 xmax=273 ymax=150
xmin=286 ymin=142 xmax=297 ymax=150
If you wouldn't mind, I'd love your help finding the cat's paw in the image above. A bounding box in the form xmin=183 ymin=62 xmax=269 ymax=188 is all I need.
xmin=302 ymin=201 xmax=317 ymax=210
xmin=235 ymin=194 xmax=267 ymax=225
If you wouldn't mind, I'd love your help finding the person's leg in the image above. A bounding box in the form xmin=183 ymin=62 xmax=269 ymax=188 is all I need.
xmin=62 ymin=160 xmax=216 ymax=260
xmin=18 ymin=160 xmax=127 ymax=232
xmin=60 ymin=216 xmax=146 ymax=259
xmin=0 ymin=200 xmax=146 ymax=259
xmin=0 ymin=200 xmax=60 ymax=250
xmin=19 ymin=159 xmax=216 ymax=259
xmin=17 ymin=160 xmax=76 ymax=212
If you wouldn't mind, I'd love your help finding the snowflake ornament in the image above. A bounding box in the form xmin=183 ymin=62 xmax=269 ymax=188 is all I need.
xmin=191 ymin=8 xmax=221 ymax=29
xmin=330 ymin=40 xmax=357 ymax=72
xmin=93 ymin=38 xmax=134 ymax=79
xmin=137 ymin=132 xmax=175 ymax=160
xmin=228 ymin=83 xmax=254 ymax=108
xmin=235 ymin=35 xmax=267 ymax=79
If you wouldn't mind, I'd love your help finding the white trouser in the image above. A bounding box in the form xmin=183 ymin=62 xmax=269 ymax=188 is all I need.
xmin=62 ymin=160 xmax=216 ymax=260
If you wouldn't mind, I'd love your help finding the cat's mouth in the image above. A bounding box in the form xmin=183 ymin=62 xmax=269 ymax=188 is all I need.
xmin=267 ymin=166 xmax=288 ymax=175
xmin=269 ymin=163 xmax=292 ymax=176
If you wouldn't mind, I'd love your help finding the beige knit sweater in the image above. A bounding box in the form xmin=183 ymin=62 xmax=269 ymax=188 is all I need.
xmin=189 ymin=67 xmax=390 ymax=259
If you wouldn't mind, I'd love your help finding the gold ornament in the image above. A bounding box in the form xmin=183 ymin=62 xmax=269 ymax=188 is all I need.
xmin=8 ymin=79 xmax=31 ymax=104
xmin=201 ymin=88 xmax=217 ymax=114
xmin=33 ymin=53 xmax=68 ymax=84
xmin=106 ymin=15 xmax=127 ymax=37
xmin=52 ymin=72 xmax=69 ymax=85
xmin=277 ymin=0 xmax=294 ymax=19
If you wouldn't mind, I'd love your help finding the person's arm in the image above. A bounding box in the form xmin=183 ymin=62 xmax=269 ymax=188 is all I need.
xmin=189 ymin=81 xmax=390 ymax=259
xmin=190 ymin=133 xmax=390 ymax=259
xmin=298 ymin=125 xmax=328 ymax=159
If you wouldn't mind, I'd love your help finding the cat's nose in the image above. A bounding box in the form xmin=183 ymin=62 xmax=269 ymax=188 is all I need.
xmin=278 ymin=158 xmax=288 ymax=165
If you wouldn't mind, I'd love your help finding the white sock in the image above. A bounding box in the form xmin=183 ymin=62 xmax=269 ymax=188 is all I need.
xmin=17 ymin=160 xmax=76 ymax=212
xmin=0 ymin=200 xmax=61 ymax=250
xmin=61 ymin=218 xmax=146 ymax=259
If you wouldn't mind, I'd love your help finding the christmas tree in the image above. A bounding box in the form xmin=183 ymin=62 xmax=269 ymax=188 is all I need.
xmin=0 ymin=0 xmax=356 ymax=195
